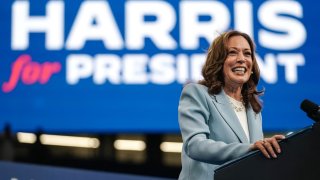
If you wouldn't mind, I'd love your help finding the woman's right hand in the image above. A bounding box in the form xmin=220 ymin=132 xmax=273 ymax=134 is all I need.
xmin=250 ymin=135 xmax=285 ymax=158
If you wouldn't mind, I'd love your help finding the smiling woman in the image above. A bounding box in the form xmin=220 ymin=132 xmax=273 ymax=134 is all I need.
xmin=223 ymin=35 xmax=253 ymax=95
xmin=177 ymin=30 xmax=285 ymax=180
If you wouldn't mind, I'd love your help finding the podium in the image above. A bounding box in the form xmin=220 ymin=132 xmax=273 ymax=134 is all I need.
xmin=214 ymin=123 xmax=320 ymax=180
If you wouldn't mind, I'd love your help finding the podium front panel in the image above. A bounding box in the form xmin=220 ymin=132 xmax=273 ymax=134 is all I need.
xmin=215 ymin=124 xmax=320 ymax=180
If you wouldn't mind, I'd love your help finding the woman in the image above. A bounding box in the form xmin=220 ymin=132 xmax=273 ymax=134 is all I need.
xmin=178 ymin=30 xmax=285 ymax=180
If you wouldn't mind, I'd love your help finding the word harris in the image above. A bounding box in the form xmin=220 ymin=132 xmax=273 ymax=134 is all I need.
xmin=2 ymin=0 xmax=306 ymax=93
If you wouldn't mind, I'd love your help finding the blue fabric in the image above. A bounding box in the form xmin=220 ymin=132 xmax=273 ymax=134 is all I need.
xmin=178 ymin=83 xmax=264 ymax=180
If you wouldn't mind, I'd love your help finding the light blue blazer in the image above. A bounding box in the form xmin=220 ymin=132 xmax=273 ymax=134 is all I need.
xmin=178 ymin=83 xmax=264 ymax=180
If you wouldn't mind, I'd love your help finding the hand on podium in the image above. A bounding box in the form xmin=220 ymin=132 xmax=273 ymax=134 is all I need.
xmin=250 ymin=135 xmax=285 ymax=159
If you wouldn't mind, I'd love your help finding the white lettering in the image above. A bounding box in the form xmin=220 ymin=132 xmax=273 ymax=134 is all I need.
xmin=258 ymin=1 xmax=306 ymax=50
xmin=190 ymin=54 xmax=206 ymax=81
xmin=234 ymin=0 xmax=253 ymax=38
xmin=150 ymin=54 xmax=175 ymax=84
xmin=257 ymin=54 xmax=278 ymax=84
xmin=180 ymin=1 xmax=230 ymax=49
xmin=94 ymin=55 xmax=121 ymax=84
xmin=277 ymin=54 xmax=305 ymax=83
xmin=12 ymin=1 xmax=64 ymax=50
xmin=125 ymin=1 xmax=176 ymax=50
xmin=122 ymin=54 xmax=148 ymax=84
xmin=257 ymin=53 xmax=305 ymax=84
xmin=176 ymin=54 xmax=189 ymax=83
xmin=67 ymin=54 xmax=93 ymax=84
xmin=66 ymin=1 xmax=123 ymax=50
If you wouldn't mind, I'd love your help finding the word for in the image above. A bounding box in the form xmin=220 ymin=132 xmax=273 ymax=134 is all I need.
xmin=2 ymin=55 xmax=61 ymax=93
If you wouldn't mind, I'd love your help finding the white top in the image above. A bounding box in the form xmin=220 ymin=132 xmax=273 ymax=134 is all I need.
xmin=227 ymin=96 xmax=250 ymax=141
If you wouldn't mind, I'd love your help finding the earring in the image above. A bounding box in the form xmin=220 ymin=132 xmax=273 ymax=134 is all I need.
xmin=251 ymin=71 xmax=253 ymax=74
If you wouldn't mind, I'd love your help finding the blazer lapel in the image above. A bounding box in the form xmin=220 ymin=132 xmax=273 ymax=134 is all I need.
xmin=210 ymin=90 xmax=249 ymax=143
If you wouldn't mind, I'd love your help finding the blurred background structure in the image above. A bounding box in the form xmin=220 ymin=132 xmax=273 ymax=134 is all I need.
xmin=0 ymin=0 xmax=319 ymax=178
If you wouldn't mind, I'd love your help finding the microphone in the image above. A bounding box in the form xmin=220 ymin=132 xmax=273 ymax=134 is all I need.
xmin=300 ymin=99 xmax=320 ymax=122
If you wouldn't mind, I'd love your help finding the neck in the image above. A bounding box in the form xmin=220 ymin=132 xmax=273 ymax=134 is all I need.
xmin=223 ymin=85 xmax=242 ymax=101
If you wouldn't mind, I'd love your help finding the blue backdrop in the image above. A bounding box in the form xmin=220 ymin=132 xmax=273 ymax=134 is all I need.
xmin=0 ymin=0 xmax=319 ymax=133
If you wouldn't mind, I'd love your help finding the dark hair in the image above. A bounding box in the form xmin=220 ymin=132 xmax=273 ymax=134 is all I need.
xmin=199 ymin=30 xmax=264 ymax=113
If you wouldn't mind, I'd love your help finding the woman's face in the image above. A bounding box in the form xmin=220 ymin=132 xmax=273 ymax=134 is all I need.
xmin=223 ymin=35 xmax=253 ymax=87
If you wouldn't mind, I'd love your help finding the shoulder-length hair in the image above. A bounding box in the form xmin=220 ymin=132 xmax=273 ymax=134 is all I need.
xmin=199 ymin=30 xmax=264 ymax=113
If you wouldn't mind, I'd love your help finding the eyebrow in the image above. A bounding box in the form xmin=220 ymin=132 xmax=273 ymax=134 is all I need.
xmin=228 ymin=47 xmax=251 ymax=51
